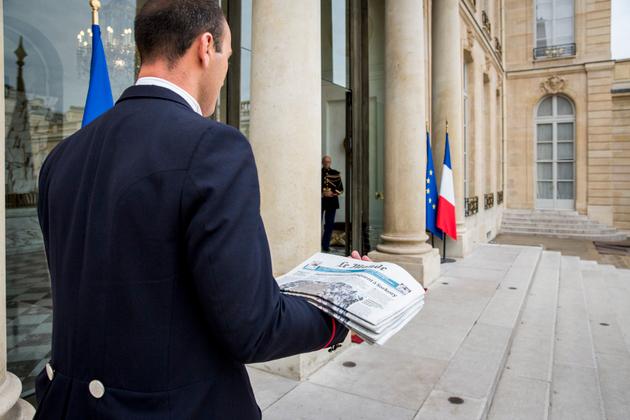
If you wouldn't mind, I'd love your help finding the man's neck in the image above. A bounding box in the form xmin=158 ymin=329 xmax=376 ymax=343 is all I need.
xmin=138 ymin=65 xmax=200 ymax=107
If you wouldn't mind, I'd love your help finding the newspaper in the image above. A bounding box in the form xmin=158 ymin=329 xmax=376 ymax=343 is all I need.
xmin=277 ymin=253 xmax=425 ymax=345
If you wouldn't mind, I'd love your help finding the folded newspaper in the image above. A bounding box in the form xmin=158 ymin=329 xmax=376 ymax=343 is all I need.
xmin=277 ymin=253 xmax=425 ymax=345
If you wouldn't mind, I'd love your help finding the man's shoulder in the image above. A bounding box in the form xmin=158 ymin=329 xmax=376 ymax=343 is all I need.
xmin=326 ymin=168 xmax=341 ymax=176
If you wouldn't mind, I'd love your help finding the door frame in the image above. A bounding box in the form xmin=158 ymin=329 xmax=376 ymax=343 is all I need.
xmin=349 ymin=0 xmax=369 ymax=254
xmin=534 ymin=95 xmax=576 ymax=210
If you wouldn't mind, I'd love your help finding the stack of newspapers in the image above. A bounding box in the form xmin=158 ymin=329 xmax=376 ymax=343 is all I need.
xmin=277 ymin=253 xmax=425 ymax=345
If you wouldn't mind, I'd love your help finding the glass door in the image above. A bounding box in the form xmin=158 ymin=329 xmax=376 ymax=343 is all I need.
xmin=535 ymin=95 xmax=575 ymax=209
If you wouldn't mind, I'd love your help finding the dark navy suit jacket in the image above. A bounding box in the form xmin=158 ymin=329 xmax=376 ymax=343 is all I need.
xmin=34 ymin=85 xmax=348 ymax=419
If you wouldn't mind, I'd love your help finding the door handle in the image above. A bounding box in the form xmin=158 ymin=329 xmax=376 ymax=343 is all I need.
xmin=375 ymin=192 xmax=384 ymax=200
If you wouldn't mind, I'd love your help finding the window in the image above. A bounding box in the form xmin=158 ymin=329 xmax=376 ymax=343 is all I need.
xmin=535 ymin=95 xmax=575 ymax=209
xmin=534 ymin=0 xmax=575 ymax=58
xmin=4 ymin=0 xmax=139 ymax=398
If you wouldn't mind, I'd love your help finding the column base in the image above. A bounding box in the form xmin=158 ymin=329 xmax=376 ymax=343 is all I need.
xmin=433 ymin=224 xmax=473 ymax=259
xmin=368 ymin=248 xmax=441 ymax=287
xmin=0 ymin=371 xmax=35 ymax=419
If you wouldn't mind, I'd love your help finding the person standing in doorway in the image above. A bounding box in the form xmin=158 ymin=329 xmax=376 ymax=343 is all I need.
xmin=322 ymin=155 xmax=344 ymax=252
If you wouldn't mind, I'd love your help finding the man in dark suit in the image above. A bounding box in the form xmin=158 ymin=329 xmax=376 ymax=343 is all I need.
xmin=321 ymin=155 xmax=344 ymax=252
xmin=34 ymin=1 xmax=353 ymax=418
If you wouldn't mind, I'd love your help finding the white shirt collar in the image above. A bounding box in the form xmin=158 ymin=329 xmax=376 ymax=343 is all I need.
xmin=135 ymin=77 xmax=203 ymax=116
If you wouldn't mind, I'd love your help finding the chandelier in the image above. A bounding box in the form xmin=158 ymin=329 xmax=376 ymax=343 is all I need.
xmin=76 ymin=0 xmax=136 ymax=86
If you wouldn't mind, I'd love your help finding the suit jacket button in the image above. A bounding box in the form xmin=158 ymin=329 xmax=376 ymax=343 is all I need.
xmin=89 ymin=380 xmax=105 ymax=399
xmin=45 ymin=363 xmax=54 ymax=381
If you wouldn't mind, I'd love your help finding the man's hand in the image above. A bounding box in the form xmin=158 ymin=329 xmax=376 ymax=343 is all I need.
xmin=350 ymin=250 xmax=372 ymax=262
xmin=323 ymin=190 xmax=334 ymax=198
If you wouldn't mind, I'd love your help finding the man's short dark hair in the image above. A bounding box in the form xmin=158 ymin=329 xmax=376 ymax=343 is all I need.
xmin=135 ymin=0 xmax=225 ymax=66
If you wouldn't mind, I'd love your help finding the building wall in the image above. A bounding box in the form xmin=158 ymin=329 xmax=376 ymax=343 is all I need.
xmin=502 ymin=0 xmax=630 ymax=232
xmin=612 ymin=60 xmax=630 ymax=231
xmin=455 ymin=0 xmax=505 ymax=247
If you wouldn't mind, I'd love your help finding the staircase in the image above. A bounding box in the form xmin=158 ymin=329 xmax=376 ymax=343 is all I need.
xmin=500 ymin=209 xmax=627 ymax=242
xmin=487 ymin=254 xmax=630 ymax=420
xmin=254 ymin=245 xmax=630 ymax=420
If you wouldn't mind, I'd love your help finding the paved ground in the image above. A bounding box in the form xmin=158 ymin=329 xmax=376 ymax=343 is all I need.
xmin=248 ymin=243 xmax=630 ymax=419
xmin=493 ymin=233 xmax=630 ymax=269
xmin=14 ymin=240 xmax=630 ymax=417
xmin=248 ymin=245 xmax=541 ymax=419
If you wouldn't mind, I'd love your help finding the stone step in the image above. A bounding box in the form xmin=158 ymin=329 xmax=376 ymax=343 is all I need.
xmin=501 ymin=224 xmax=618 ymax=234
xmin=502 ymin=215 xmax=590 ymax=223
xmin=581 ymin=264 xmax=630 ymax=419
xmin=502 ymin=218 xmax=611 ymax=225
xmin=487 ymin=251 xmax=561 ymax=420
xmin=548 ymin=256 xmax=606 ymax=420
xmin=414 ymin=245 xmax=543 ymax=420
xmin=500 ymin=229 xmax=627 ymax=241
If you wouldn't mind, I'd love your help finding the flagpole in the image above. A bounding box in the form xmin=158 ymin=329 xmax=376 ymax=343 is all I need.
xmin=90 ymin=0 xmax=101 ymax=25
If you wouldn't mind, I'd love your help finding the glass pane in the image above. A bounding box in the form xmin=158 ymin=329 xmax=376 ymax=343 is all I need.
xmin=557 ymin=181 xmax=574 ymax=199
xmin=558 ymin=142 xmax=574 ymax=160
xmin=556 ymin=0 xmax=573 ymax=19
xmin=240 ymin=0 xmax=252 ymax=136
xmin=554 ymin=18 xmax=574 ymax=44
xmin=321 ymin=0 xmax=349 ymax=88
xmin=537 ymin=181 xmax=554 ymax=199
xmin=536 ymin=2 xmax=553 ymax=20
xmin=536 ymin=19 xmax=551 ymax=47
xmin=557 ymin=97 xmax=573 ymax=115
xmin=538 ymin=162 xmax=553 ymax=180
xmin=537 ymin=143 xmax=553 ymax=160
xmin=537 ymin=123 xmax=553 ymax=141
xmin=557 ymin=122 xmax=574 ymax=140
xmin=557 ymin=162 xmax=574 ymax=180
xmin=538 ymin=98 xmax=552 ymax=117
xmin=4 ymin=0 xmax=139 ymax=397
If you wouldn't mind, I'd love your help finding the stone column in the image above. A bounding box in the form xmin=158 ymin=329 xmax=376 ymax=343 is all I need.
xmin=430 ymin=0 xmax=471 ymax=257
xmin=249 ymin=0 xmax=321 ymax=276
xmin=247 ymin=0 xmax=350 ymax=381
xmin=0 ymin=3 xmax=36 ymax=418
xmin=368 ymin=0 xmax=440 ymax=286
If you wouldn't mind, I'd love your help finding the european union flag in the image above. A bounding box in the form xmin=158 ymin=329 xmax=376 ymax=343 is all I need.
xmin=426 ymin=130 xmax=442 ymax=238
xmin=82 ymin=24 xmax=113 ymax=127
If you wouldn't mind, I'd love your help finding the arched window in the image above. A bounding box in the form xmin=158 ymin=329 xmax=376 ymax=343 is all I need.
xmin=535 ymin=95 xmax=575 ymax=209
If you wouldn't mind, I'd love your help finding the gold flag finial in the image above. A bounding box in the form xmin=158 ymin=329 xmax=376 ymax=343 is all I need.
xmin=90 ymin=0 xmax=101 ymax=25
xmin=446 ymin=119 xmax=449 ymax=133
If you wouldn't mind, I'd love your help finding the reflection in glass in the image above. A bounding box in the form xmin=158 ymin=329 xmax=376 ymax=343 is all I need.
xmin=321 ymin=0 xmax=349 ymax=88
xmin=239 ymin=0 xmax=252 ymax=137
xmin=4 ymin=0 xmax=138 ymax=398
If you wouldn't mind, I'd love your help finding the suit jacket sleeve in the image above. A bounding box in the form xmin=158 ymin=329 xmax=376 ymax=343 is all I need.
xmin=183 ymin=124 xmax=348 ymax=364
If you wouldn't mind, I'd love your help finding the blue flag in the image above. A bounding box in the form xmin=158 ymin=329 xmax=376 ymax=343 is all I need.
xmin=425 ymin=130 xmax=442 ymax=238
xmin=82 ymin=24 xmax=113 ymax=127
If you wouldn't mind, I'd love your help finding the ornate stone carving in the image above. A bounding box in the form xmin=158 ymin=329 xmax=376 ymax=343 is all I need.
xmin=465 ymin=28 xmax=475 ymax=51
xmin=540 ymin=75 xmax=567 ymax=94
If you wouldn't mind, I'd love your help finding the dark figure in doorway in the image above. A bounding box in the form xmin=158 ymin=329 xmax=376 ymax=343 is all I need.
xmin=322 ymin=155 xmax=344 ymax=251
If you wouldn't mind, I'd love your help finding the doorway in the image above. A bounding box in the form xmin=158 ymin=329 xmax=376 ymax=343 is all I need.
xmin=535 ymin=95 xmax=576 ymax=210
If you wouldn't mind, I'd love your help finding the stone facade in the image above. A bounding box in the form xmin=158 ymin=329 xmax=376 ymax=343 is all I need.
xmin=504 ymin=0 xmax=630 ymax=234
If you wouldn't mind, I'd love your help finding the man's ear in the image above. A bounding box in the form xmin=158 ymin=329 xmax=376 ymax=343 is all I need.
xmin=197 ymin=32 xmax=214 ymax=66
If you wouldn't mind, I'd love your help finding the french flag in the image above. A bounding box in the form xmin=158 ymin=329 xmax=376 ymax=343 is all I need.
xmin=436 ymin=132 xmax=457 ymax=240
